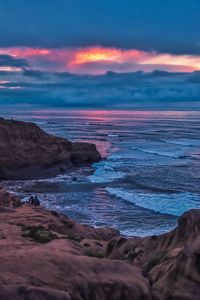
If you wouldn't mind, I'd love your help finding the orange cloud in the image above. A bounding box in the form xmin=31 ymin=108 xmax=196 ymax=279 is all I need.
xmin=0 ymin=46 xmax=200 ymax=74
xmin=68 ymin=47 xmax=200 ymax=73
xmin=71 ymin=47 xmax=148 ymax=65
xmin=72 ymin=47 xmax=121 ymax=64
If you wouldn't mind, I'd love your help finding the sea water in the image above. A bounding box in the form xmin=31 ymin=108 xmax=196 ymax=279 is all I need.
xmin=2 ymin=110 xmax=200 ymax=236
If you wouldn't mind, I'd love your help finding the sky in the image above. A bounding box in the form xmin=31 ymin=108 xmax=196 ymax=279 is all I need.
xmin=0 ymin=0 xmax=200 ymax=109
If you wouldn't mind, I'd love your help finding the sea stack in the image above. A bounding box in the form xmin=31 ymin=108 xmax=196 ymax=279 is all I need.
xmin=0 ymin=118 xmax=101 ymax=180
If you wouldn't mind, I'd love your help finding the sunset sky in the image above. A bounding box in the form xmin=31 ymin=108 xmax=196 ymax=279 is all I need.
xmin=0 ymin=0 xmax=200 ymax=109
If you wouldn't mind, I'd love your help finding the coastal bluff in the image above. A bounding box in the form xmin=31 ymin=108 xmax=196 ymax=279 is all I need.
xmin=0 ymin=118 xmax=101 ymax=179
xmin=0 ymin=188 xmax=200 ymax=300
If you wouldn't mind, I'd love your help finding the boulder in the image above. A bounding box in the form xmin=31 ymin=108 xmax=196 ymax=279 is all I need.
xmin=0 ymin=186 xmax=21 ymax=208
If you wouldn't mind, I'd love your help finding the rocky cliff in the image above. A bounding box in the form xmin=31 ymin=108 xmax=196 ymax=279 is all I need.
xmin=107 ymin=209 xmax=200 ymax=300
xmin=0 ymin=118 xmax=101 ymax=179
xmin=0 ymin=188 xmax=151 ymax=300
xmin=0 ymin=188 xmax=200 ymax=300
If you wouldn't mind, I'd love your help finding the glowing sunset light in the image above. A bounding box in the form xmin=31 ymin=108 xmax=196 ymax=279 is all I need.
xmin=0 ymin=66 xmax=22 ymax=72
xmin=0 ymin=46 xmax=200 ymax=73
xmin=141 ymin=53 xmax=200 ymax=70
xmin=72 ymin=47 xmax=121 ymax=64
xmin=71 ymin=47 xmax=148 ymax=65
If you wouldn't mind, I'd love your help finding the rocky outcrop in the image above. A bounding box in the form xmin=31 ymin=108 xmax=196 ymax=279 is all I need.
xmin=0 ymin=188 xmax=152 ymax=300
xmin=1 ymin=188 xmax=200 ymax=299
xmin=0 ymin=118 xmax=101 ymax=180
xmin=0 ymin=186 xmax=21 ymax=208
xmin=106 ymin=209 xmax=200 ymax=300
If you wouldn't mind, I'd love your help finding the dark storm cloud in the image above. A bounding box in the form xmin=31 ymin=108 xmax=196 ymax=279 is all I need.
xmin=0 ymin=69 xmax=200 ymax=109
xmin=0 ymin=54 xmax=29 ymax=68
xmin=23 ymin=69 xmax=50 ymax=80
xmin=0 ymin=0 xmax=200 ymax=55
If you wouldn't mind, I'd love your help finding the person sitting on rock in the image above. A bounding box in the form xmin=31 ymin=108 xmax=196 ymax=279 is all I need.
xmin=28 ymin=196 xmax=34 ymax=204
xmin=33 ymin=196 xmax=40 ymax=206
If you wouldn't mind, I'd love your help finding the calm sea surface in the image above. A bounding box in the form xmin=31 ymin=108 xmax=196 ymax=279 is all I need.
xmin=2 ymin=110 xmax=200 ymax=236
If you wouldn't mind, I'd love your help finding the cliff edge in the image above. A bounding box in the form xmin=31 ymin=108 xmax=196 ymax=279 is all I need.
xmin=0 ymin=118 xmax=101 ymax=179
xmin=0 ymin=188 xmax=200 ymax=299
xmin=0 ymin=187 xmax=151 ymax=300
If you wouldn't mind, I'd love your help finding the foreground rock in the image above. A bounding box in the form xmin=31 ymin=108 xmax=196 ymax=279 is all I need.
xmin=0 ymin=188 xmax=152 ymax=300
xmin=107 ymin=210 xmax=200 ymax=300
xmin=1 ymin=188 xmax=200 ymax=299
xmin=0 ymin=186 xmax=21 ymax=208
xmin=0 ymin=118 xmax=101 ymax=179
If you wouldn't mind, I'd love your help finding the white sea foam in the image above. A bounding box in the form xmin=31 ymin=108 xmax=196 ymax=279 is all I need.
xmin=163 ymin=139 xmax=200 ymax=147
xmin=131 ymin=146 xmax=182 ymax=158
xmin=88 ymin=161 xmax=126 ymax=183
xmin=88 ymin=170 xmax=126 ymax=183
xmin=106 ymin=187 xmax=200 ymax=216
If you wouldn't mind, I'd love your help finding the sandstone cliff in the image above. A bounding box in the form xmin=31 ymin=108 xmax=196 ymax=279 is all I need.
xmin=0 ymin=188 xmax=200 ymax=299
xmin=0 ymin=188 xmax=151 ymax=300
xmin=0 ymin=118 xmax=101 ymax=179
xmin=107 ymin=210 xmax=200 ymax=300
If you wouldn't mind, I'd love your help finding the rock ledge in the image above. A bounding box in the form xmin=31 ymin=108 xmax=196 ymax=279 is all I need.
xmin=0 ymin=118 xmax=101 ymax=179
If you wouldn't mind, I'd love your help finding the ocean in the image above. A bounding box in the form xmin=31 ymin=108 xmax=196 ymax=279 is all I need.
xmin=2 ymin=109 xmax=200 ymax=236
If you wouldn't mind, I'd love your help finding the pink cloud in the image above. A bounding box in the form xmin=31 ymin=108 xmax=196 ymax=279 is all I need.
xmin=0 ymin=46 xmax=199 ymax=74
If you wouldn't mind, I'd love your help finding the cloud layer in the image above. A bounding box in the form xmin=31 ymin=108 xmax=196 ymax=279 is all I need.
xmin=0 ymin=46 xmax=199 ymax=109
xmin=0 ymin=66 xmax=200 ymax=109
xmin=1 ymin=46 xmax=200 ymax=74
xmin=0 ymin=1 xmax=199 ymax=109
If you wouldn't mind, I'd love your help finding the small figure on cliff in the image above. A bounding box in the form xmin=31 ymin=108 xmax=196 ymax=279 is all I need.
xmin=33 ymin=196 xmax=40 ymax=206
xmin=28 ymin=196 xmax=34 ymax=204
xmin=28 ymin=195 xmax=40 ymax=206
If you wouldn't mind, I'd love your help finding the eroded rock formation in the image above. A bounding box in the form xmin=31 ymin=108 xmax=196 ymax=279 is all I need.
xmin=107 ymin=209 xmax=200 ymax=300
xmin=0 ymin=118 xmax=101 ymax=179
xmin=0 ymin=188 xmax=151 ymax=300
xmin=1 ymin=187 xmax=200 ymax=299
